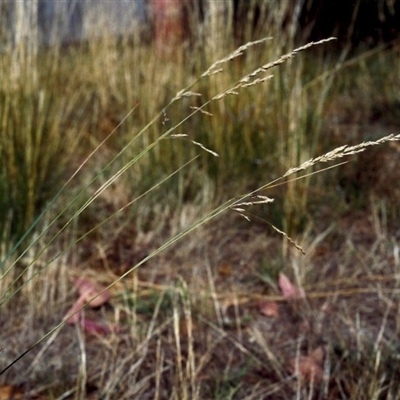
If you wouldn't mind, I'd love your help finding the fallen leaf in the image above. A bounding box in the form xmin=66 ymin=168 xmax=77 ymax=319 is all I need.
xmin=64 ymin=278 xmax=111 ymax=324
xmin=74 ymin=278 xmax=110 ymax=307
xmin=179 ymin=319 xmax=197 ymax=336
xmin=288 ymin=356 xmax=324 ymax=383
xmin=64 ymin=301 xmax=84 ymax=324
xmin=310 ymin=346 xmax=325 ymax=364
xmin=0 ymin=385 xmax=23 ymax=400
xmin=278 ymin=273 xmax=305 ymax=299
xmin=218 ymin=264 xmax=232 ymax=277
xmin=82 ymin=318 xmax=111 ymax=335
xmin=258 ymin=301 xmax=279 ymax=317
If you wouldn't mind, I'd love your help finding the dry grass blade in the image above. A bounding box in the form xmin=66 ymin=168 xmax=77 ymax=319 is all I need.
xmin=190 ymin=141 xmax=219 ymax=157
xmin=212 ymin=38 xmax=336 ymax=102
xmin=234 ymin=195 xmax=275 ymax=207
xmin=269 ymin=224 xmax=306 ymax=255
xmin=172 ymin=90 xmax=202 ymax=101
xmin=240 ymin=38 xmax=337 ymax=83
xmin=202 ymin=37 xmax=273 ymax=77
xmin=283 ymin=133 xmax=400 ymax=177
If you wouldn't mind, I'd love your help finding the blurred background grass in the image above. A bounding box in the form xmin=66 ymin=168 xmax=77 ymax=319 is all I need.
xmin=0 ymin=0 xmax=399 ymax=257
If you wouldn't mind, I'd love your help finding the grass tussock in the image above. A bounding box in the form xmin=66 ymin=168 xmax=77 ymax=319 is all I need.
xmin=1 ymin=1 xmax=400 ymax=399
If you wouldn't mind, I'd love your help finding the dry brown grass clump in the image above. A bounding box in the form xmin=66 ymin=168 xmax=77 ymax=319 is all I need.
xmin=2 ymin=207 xmax=400 ymax=399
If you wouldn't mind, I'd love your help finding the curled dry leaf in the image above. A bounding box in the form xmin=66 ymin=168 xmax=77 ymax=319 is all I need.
xmin=0 ymin=385 xmax=23 ymax=400
xmin=179 ymin=319 xmax=196 ymax=336
xmin=74 ymin=277 xmax=110 ymax=307
xmin=258 ymin=301 xmax=279 ymax=317
xmin=288 ymin=346 xmax=325 ymax=383
xmin=82 ymin=318 xmax=112 ymax=336
xmin=64 ymin=278 xmax=111 ymax=324
xmin=310 ymin=346 xmax=325 ymax=364
xmin=278 ymin=273 xmax=305 ymax=299
xmin=288 ymin=356 xmax=324 ymax=383
xmin=218 ymin=264 xmax=232 ymax=277
xmin=64 ymin=301 xmax=84 ymax=324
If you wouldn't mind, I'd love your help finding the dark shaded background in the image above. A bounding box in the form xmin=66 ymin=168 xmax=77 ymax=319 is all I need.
xmin=233 ymin=0 xmax=400 ymax=48
xmin=299 ymin=0 xmax=400 ymax=46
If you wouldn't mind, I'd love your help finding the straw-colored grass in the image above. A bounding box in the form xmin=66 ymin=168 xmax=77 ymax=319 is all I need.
xmin=1 ymin=1 xmax=400 ymax=399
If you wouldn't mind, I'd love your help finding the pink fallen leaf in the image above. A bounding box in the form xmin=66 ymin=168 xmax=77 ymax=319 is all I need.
xmin=74 ymin=278 xmax=110 ymax=307
xmin=63 ymin=278 xmax=111 ymax=324
xmin=64 ymin=301 xmax=84 ymax=324
xmin=258 ymin=301 xmax=279 ymax=317
xmin=288 ymin=356 xmax=324 ymax=383
xmin=278 ymin=273 xmax=305 ymax=299
xmin=82 ymin=318 xmax=111 ymax=336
